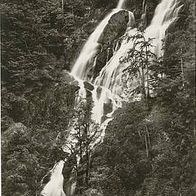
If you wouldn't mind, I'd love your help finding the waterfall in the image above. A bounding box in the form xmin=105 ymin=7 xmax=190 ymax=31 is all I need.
xmin=117 ymin=0 xmax=126 ymax=9
xmin=145 ymin=0 xmax=183 ymax=57
xmin=94 ymin=0 xmax=182 ymax=103
xmin=71 ymin=0 xmax=127 ymax=78
xmin=41 ymin=161 xmax=65 ymax=196
xmin=71 ymin=9 xmax=119 ymax=78
xmin=41 ymin=0 xmax=182 ymax=195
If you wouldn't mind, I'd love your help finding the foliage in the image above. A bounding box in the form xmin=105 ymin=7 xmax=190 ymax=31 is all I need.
xmin=121 ymin=31 xmax=156 ymax=100
xmin=1 ymin=82 xmax=77 ymax=195
xmin=92 ymin=1 xmax=195 ymax=196
xmin=1 ymin=0 xmax=112 ymax=195
xmin=64 ymin=97 xmax=101 ymax=195
xmin=97 ymin=102 xmax=152 ymax=195
xmin=2 ymin=123 xmax=40 ymax=196
xmin=1 ymin=0 xmax=195 ymax=195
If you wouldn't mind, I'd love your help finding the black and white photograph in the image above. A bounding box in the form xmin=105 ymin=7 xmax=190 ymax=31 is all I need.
xmin=1 ymin=0 xmax=195 ymax=195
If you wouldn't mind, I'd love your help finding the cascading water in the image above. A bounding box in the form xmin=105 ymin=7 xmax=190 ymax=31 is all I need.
xmin=71 ymin=1 xmax=134 ymax=124
xmin=41 ymin=1 xmax=127 ymax=195
xmin=145 ymin=0 xmax=183 ymax=57
xmin=117 ymin=0 xmax=125 ymax=9
xmin=71 ymin=1 xmax=127 ymax=79
xmin=94 ymin=0 xmax=183 ymax=104
xmin=41 ymin=0 xmax=182 ymax=195
xmin=41 ymin=161 xmax=65 ymax=196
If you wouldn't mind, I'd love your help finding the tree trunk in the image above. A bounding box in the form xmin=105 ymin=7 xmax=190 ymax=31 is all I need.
xmin=144 ymin=133 xmax=149 ymax=158
xmin=141 ymin=67 xmax=146 ymax=99
xmin=180 ymin=48 xmax=185 ymax=86
xmin=85 ymin=147 xmax=89 ymax=187
xmin=62 ymin=0 xmax=64 ymax=14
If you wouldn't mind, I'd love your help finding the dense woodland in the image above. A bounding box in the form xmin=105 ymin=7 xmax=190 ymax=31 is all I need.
xmin=1 ymin=0 xmax=195 ymax=196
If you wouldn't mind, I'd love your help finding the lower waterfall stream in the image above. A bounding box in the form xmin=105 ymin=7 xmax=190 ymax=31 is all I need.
xmin=41 ymin=0 xmax=183 ymax=195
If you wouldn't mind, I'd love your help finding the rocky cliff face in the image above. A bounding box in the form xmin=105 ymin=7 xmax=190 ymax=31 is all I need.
xmin=90 ymin=10 xmax=131 ymax=79
xmin=98 ymin=10 xmax=129 ymax=45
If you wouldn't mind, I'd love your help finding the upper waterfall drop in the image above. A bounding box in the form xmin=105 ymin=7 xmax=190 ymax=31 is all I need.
xmin=145 ymin=0 xmax=183 ymax=57
xmin=71 ymin=0 xmax=127 ymax=79
xmin=117 ymin=0 xmax=126 ymax=9
xmin=94 ymin=0 xmax=182 ymax=98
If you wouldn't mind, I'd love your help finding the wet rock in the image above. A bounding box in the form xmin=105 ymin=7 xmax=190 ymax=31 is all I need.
xmin=94 ymin=46 xmax=114 ymax=78
xmin=84 ymin=81 xmax=94 ymax=91
xmin=98 ymin=10 xmax=129 ymax=45
xmin=103 ymin=99 xmax=113 ymax=115
xmin=93 ymin=49 xmax=108 ymax=78
xmin=92 ymin=10 xmax=130 ymax=77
